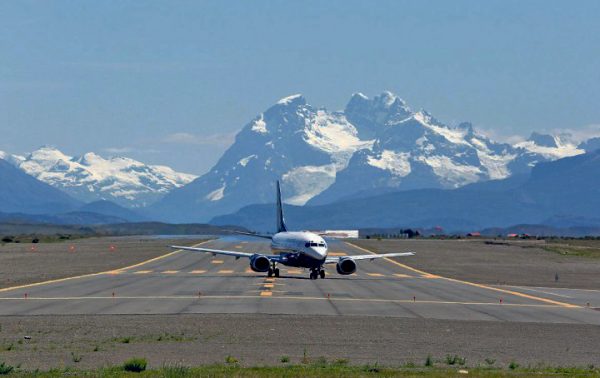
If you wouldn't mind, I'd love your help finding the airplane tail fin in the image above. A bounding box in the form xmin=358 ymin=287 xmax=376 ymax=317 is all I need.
xmin=276 ymin=180 xmax=288 ymax=233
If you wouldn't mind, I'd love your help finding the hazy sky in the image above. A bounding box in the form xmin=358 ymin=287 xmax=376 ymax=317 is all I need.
xmin=1 ymin=0 xmax=599 ymax=174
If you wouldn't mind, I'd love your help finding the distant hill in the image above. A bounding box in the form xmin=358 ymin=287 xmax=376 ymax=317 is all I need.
xmin=212 ymin=150 xmax=600 ymax=233
xmin=0 ymin=159 xmax=80 ymax=214
xmin=78 ymin=200 xmax=147 ymax=222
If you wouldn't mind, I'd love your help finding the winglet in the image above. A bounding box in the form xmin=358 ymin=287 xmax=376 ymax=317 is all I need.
xmin=276 ymin=180 xmax=288 ymax=233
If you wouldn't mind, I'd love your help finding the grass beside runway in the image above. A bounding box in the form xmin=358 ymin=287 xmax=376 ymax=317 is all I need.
xmin=3 ymin=362 xmax=600 ymax=377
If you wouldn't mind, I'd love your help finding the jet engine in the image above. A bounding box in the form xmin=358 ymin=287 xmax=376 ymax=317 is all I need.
xmin=336 ymin=258 xmax=357 ymax=275
xmin=250 ymin=254 xmax=271 ymax=272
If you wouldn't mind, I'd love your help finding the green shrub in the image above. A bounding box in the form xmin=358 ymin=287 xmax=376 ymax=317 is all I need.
xmin=485 ymin=358 xmax=496 ymax=366
xmin=71 ymin=351 xmax=82 ymax=363
xmin=225 ymin=355 xmax=238 ymax=364
xmin=0 ymin=362 xmax=13 ymax=375
xmin=509 ymin=361 xmax=519 ymax=370
xmin=425 ymin=355 xmax=433 ymax=367
xmin=280 ymin=355 xmax=290 ymax=363
xmin=122 ymin=357 xmax=147 ymax=373
xmin=445 ymin=354 xmax=465 ymax=365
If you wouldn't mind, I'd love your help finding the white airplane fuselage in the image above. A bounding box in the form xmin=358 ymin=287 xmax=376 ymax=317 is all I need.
xmin=270 ymin=231 xmax=328 ymax=266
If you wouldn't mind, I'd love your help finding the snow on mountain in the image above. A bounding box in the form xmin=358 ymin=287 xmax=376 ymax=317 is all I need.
xmin=515 ymin=132 xmax=584 ymax=160
xmin=5 ymin=146 xmax=197 ymax=208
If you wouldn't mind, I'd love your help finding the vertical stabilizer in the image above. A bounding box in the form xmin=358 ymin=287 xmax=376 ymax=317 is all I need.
xmin=276 ymin=180 xmax=288 ymax=233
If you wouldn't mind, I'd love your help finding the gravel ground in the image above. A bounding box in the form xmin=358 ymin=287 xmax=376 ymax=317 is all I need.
xmin=351 ymin=239 xmax=600 ymax=290
xmin=0 ymin=314 xmax=598 ymax=370
xmin=0 ymin=237 xmax=205 ymax=289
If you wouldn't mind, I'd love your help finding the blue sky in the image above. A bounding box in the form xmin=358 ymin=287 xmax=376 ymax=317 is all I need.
xmin=1 ymin=0 xmax=599 ymax=174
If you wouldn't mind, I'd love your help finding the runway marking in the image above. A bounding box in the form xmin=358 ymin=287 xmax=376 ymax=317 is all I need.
xmin=218 ymin=270 xmax=234 ymax=274
xmin=106 ymin=271 xmax=122 ymax=275
xmin=134 ymin=270 xmax=153 ymax=274
xmin=264 ymin=278 xmax=275 ymax=283
xmin=286 ymin=269 xmax=302 ymax=274
xmin=263 ymin=283 xmax=274 ymax=288
xmin=421 ymin=274 xmax=441 ymax=279
xmin=328 ymin=252 xmax=347 ymax=256
xmin=394 ymin=274 xmax=411 ymax=278
xmin=367 ymin=273 xmax=385 ymax=277
xmin=190 ymin=270 xmax=206 ymax=274
xmin=234 ymin=245 xmax=243 ymax=249
xmin=501 ymin=286 xmax=573 ymax=298
xmin=346 ymin=242 xmax=580 ymax=308
xmin=162 ymin=270 xmax=179 ymax=274
xmin=211 ymin=260 xmax=224 ymax=264
xmin=245 ymin=268 xmax=254 ymax=273
xmin=0 ymin=295 xmax=568 ymax=308
xmin=0 ymin=241 xmax=210 ymax=294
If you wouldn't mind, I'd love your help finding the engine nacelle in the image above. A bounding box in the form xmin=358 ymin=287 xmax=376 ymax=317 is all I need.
xmin=250 ymin=254 xmax=271 ymax=272
xmin=336 ymin=258 xmax=357 ymax=275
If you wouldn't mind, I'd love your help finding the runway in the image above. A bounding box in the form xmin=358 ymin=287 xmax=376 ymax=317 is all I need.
xmin=1 ymin=237 xmax=599 ymax=324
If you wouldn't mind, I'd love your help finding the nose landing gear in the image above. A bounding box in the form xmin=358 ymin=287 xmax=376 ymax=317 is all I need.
xmin=310 ymin=268 xmax=326 ymax=280
xmin=267 ymin=262 xmax=280 ymax=277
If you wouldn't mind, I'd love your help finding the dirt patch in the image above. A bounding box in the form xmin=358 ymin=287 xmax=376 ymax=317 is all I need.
xmin=0 ymin=237 xmax=206 ymax=289
xmin=350 ymin=239 xmax=600 ymax=290
xmin=0 ymin=314 xmax=598 ymax=370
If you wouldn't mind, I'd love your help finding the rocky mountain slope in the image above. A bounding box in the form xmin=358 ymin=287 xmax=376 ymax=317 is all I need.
xmin=212 ymin=149 xmax=600 ymax=232
xmin=0 ymin=158 xmax=80 ymax=214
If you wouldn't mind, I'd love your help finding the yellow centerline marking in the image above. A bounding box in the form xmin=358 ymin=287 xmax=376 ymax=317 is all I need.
xmin=0 ymin=241 xmax=210 ymax=293
xmin=0 ymin=295 xmax=568 ymax=308
xmin=211 ymin=260 xmax=224 ymax=264
xmin=346 ymin=242 xmax=580 ymax=308
xmin=421 ymin=274 xmax=441 ymax=279
xmin=234 ymin=245 xmax=243 ymax=249
xmin=162 ymin=270 xmax=179 ymax=274
xmin=286 ymin=269 xmax=302 ymax=274
xmin=328 ymin=252 xmax=347 ymax=256
xmin=218 ymin=270 xmax=234 ymax=274
xmin=263 ymin=283 xmax=274 ymax=288
xmin=134 ymin=270 xmax=153 ymax=274
xmin=190 ymin=270 xmax=206 ymax=274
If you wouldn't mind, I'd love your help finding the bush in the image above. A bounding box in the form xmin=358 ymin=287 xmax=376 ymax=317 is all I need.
xmin=0 ymin=362 xmax=13 ymax=375
xmin=280 ymin=355 xmax=290 ymax=363
xmin=445 ymin=354 xmax=465 ymax=365
xmin=509 ymin=361 xmax=519 ymax=370
xmin=225 ymin=355 xmax=238 ymax=364
xmin=425 ymin=355 xmax=434 ymax=367
xmin=123 ymin=357 xmax=147 ymax=373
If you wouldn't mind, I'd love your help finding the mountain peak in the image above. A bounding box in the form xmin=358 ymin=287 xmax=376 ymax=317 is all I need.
xmin=528 ymin=132 xmax=558 ymax=148
xmin=276 ymin=94 xmax=306 ymax=106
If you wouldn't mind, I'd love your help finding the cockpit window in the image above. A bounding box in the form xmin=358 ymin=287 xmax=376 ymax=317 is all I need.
xmin=305 ymin=242 xmax=310 ymax=248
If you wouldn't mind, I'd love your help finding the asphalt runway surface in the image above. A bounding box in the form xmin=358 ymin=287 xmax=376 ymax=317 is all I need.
xmin=1 ymin=237 xmax=599 ymax=324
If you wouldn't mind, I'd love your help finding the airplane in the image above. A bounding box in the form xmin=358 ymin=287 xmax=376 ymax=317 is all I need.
xmin=171 ymin=181 xmax=414 ymax=279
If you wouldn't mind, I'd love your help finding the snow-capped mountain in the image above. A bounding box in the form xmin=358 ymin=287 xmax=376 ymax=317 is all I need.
xmin=151 ymin=91 xmax=592 ymax=223
xmin=2 ymin=146 xmax=197 ymax=208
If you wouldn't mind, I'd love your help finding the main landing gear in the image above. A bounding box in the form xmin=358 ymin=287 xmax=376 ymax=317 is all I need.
xmin=310 ymin=268 xmax=325 ymax=280
xmin=267 ymin=262 xmax=280 ymax=278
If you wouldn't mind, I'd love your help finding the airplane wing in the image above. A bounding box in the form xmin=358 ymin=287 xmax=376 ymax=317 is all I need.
xmin=230 ymin=230 xmax=273 ymax=240
xmin=171 ymin=245 xmax=281 ymax=261
xmin=324 ymin=252 xmax=415 ymax=264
